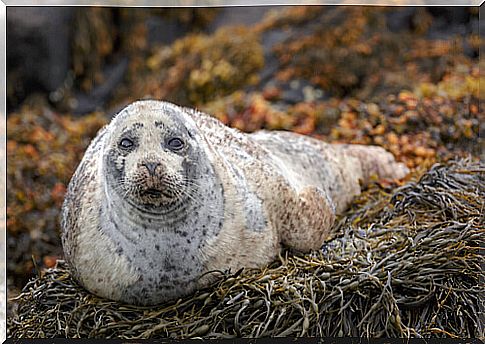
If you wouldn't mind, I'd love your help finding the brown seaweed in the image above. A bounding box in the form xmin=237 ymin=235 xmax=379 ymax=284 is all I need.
xmin=8 ymin=159 xmax=484 ymax=338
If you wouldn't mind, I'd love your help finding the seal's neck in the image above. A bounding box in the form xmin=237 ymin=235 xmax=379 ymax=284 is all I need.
xmin=96 ymin=163 xmax=226 ymax=305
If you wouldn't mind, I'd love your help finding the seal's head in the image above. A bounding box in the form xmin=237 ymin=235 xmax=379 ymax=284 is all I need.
xmin=64 ymin=100 xmax=226 ymax=306
xmin=102 ymin=100 xmax=201 ymax=211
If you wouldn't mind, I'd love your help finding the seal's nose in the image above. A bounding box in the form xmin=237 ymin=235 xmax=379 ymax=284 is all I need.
xmin=142 ymin=162 xmax=161 ymax=176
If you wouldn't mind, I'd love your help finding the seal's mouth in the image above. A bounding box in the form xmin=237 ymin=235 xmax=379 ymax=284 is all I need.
xmin=123 ymin=172 xmax=186 ymax=204
xmin=144 ymin=188 xmax=163 ymax=197
xmin=142 ymin=187 xmax=176 ymax=199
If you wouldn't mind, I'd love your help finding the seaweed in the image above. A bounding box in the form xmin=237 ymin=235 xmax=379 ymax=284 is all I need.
xmin=8 ymin=159 xmax=484 ymax=338
xmin=6 ymin=105 xmax=107 ymax=293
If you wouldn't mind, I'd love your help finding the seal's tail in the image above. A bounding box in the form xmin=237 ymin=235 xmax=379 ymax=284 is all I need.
xmin=334 ymin=144 xmax=409 ymax=184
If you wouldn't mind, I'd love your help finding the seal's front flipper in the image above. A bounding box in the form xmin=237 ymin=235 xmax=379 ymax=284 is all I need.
xmin=279 ymin=186 xmax=336 ymax=252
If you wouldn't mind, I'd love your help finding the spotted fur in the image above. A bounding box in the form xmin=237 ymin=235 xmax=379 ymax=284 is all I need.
xmin=61 ymin=100 xmax=409 ymax=306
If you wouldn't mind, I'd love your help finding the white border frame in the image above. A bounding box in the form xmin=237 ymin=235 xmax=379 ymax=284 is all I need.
xmin=1 ymin=1 xmax=483 ymax=342
xmin=2 ymin=0 xmax=485 ymax=6
xmin=1 ymin=1 xmax=6 ymax=342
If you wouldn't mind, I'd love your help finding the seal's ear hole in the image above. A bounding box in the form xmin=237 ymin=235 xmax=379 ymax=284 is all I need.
xmin=187 ymin=129 xmax=195 ymax=139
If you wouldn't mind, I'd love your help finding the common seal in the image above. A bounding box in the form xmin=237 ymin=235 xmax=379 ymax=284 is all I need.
xmin=61 ymin=100 xmax=409 ymax=305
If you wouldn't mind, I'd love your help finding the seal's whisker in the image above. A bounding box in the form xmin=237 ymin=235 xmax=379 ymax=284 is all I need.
xmin=180 ymin=189 xmax=204 ymax=206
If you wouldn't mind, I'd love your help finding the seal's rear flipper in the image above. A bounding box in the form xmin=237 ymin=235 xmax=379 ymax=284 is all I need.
xmin=334 ymin=144 xmax=409 ymax=184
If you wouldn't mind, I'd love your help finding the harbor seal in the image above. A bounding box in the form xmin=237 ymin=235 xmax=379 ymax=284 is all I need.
xmin=61 ymin=100 xmax=409 ymax=306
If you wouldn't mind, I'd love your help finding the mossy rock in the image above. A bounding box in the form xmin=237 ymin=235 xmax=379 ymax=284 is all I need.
xmin=137 ymin=26 xmax=264 ymax=106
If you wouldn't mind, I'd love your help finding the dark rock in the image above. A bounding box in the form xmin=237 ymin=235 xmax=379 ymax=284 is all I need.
xmin=146 ymin=16 xmax=189 ymax=46
xmin=262 ymin=29 xmax=289 ymax=56
xmin=259 ymin=29 xmax=289 ymax=85
xmin=7 ymin=7 xmax=74 ymax=109
xmin=71 ymin=57 xmax=129 ymax=115
xmin=207 ymin=6 xmax=274 ymax=33
xmin=426 ymin=7 xmax=471 ymax=25
xmin=386 ymin=7 xmax=473 ymax=37
xmin=425 ymin=7 xmax=474 ymax=40
xmin=481 ymin=6 xmax=485 ymax=33
xmin=279 ymin=79 xmax=326 ymax=105
xmin=386 ymin=8 xmax=417 ymax=32
xmin=461 ymin=37 xmax=477 ymax=58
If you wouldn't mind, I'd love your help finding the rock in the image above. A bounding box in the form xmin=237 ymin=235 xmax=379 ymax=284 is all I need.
xmin=71 ymin=57 xmax=129 ymax=115
xmin=7 ymin=7 xmax=74 ymax=109
xmin=207 ymin=6 xmax=274 ymax=33
xmin=386 ymin=8 xmax=417 ymax=32
xmin=426 ymin=7 xmax=471 ymax=25
xmin=146 ymin=16 xmax=188 ymax=46
xmin=279 ymin=79 xmax=326 ymax=105
xmin=259 ymin=29 xmax=289 ymax=85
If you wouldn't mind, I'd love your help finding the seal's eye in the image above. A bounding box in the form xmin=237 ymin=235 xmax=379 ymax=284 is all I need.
xmin=119 ymin=138 xmax=134 ymax=149
xmin=167 ymin=137 xmax=185 ymax=151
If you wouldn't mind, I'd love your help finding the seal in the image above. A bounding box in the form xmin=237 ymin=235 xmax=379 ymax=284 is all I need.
xmin=61 ymin=100 xmax=409 ymax=306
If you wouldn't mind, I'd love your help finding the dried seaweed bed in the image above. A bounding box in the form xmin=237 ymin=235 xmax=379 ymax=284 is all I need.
xmin=8 ymin=159 xmax=484 ymax=338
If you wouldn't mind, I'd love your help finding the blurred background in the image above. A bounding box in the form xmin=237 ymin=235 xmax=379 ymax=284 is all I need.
xmin=6 ymin=6 xmax=483 ymax=311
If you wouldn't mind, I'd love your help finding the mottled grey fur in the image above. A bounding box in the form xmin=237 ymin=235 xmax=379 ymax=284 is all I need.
xmin=61 ymin=100 xmax=408 ymax=305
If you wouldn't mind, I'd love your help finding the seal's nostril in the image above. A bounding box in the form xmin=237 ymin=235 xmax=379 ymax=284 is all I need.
xmin=142 ymin=162 xmax=160 ymax=176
